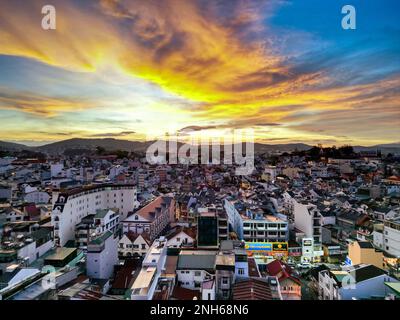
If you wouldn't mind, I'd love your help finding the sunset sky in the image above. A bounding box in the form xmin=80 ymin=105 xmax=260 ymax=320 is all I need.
xmin=0 ymin=0 xmax=399 ymax=146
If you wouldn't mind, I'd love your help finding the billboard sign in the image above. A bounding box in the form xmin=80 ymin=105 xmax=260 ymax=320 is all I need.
xmin=245 ymin=242 xmax=288 ymax=255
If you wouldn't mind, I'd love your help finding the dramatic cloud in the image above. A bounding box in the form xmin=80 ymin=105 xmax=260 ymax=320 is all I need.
xmin=89 ymin=131 xmax=136 ymax=137
xmin=0 ymin=0 xmax=399 ymax=145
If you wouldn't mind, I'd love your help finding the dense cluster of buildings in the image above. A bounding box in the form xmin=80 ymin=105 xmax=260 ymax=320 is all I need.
xmin=0 ymin=148 xmax=399 ymax=300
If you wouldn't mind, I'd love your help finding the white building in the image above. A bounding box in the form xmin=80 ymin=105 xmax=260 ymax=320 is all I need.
xmin=165 ymin=227 xmax=196 ymax=248
xmin=52 ymin=184 xmax=138 ymax=246
xmin=122 ymin=196 xmax=174 ymax=241
xmin=130 ymin=237 xmax=168 ymax=300
xmin=263 ymin=165 xmax=278 ymax=182
xmin=24 ymin=191 xmax=50 ymax=204
xmin=109 ymin=165 xmax=127 ymax=180
xmin=293 ymin=200 xmax=323 ymax=262
xmin=93 ymin=208 xmax=120 ymax=235
xmin=375 ymin=217 xmax=400 ymax=258
xmin=318 ymin=264 xmax=398 ymax=300
xmin=86 ymin=231 xmax=118 ymax=280
xmin=51 ymin=163 xmax=64 ymax=178
xmin=224 ymin=199 xmax=288 ymax=242
xmin=118 ymin=233 xmax=151 ymax=258
xmin=0 ymin=185 xmax=12 ymax=202
xmin=176 ymin=250 xmax=216 ymax=290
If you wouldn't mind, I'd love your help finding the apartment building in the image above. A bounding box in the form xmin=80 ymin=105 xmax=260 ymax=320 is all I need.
xmin=52 ymin=184 xmax=138 ymax=246
xmin=318 ymin=264 xmax=398 ymax=300
xmin=176 ymin=250 xmax=216 ymax=290
xmin=118 ymin=232 xmax=151 ymax=257
xmin=383 ymin=218 xmax=400 ymax=257
xmin=347 ymin=241 xmax=383 ymax=269
xmin=224 ymin=199 xmax=288 ymax=243
xmin=293 ymin=200 xmax=323 ymax=262
xmin=130 ymin=237 xmax=168 ymax=300
xmin=197 ymin=209 xmax=228 ymax=248
xmin=122 ymin=196 xmax=175 ymax=241
xmin=86 ymin=231 xmax=119 ymax=280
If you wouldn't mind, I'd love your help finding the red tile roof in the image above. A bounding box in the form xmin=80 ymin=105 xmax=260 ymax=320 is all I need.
xmin=135 ymin=196 xmax=173 ymax=221
xmin=248 ymin=258 xmax=260 ymax=277
xmin=171 ymin=286 xmax=200 ymax=300
xmin=233 ymin=279 xmax=273 ymax=300
xmin=266 ymin=260 xmax=301 ymax=285
xmin=112 ymin=266 xmax=136 ymax=290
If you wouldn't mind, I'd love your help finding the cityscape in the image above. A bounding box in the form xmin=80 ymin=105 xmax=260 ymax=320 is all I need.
xmin=0 ymin=0 xmax=400 ymax=305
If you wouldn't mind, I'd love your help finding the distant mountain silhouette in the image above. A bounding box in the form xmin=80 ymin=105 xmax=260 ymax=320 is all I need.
xmin=1 ymin=138 xmax=399 ymax=155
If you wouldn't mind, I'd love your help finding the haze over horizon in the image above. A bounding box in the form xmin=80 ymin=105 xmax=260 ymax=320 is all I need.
xmin=0 ymin=0 xmax=399 ymax=146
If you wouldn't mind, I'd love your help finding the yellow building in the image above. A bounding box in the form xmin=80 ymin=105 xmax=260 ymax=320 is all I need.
xmin=348 ymin=241 xmax=383 ymax=269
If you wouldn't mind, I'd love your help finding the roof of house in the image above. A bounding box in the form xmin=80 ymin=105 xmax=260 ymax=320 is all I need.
xmin=310 ymin=264 xmax=330 ymax=281
xmin=125 ymin=231 xmax=151 ymax=245
xmin=111 ymin=266 xmax=137 ymax=290
xmin=177 ymin=251 xmax=216 ymax=270
xmin=165 ymin=226 xmax=196 ymax=241
xmin=384 ymin=282 xmax=400 ymax=295
xmin=163 ymin=255 xmax=178 ymax=276
xmin=352 ymin=264 xmax=387 ymax=283
xmin=357 ymin=241 xmax=374 ymax=249
xmin=131 ymin=196 xmax=173 ymax=222
xmin=95 ymin=208 xmax=117 ymax=219
xmin=89 ymin=231 xmax=113 ymax=245
xmin=171 ymin=286 xmax=201 ymax=300
xmin=248 ymin=257 xmax=260 ymax=277
xmin=265 ymin=260 xmax=301 ymax=285
xmin=233 ymin=278 xmax=273 ymax=300
xmin=332 ymin=264 xmax=387 ymax=287
xmin=202 ymin=279 xmax=215 ymax=290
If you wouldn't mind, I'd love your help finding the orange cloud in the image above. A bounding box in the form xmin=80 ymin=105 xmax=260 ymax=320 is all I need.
xmin=0 ymin=0 xmax=398 ymax=146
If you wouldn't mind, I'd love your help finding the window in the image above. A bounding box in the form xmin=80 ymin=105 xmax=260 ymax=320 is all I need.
xmin=194 ymin=271 xmax=201 ymax=276
xmin=238 ymin=268 xmax=245 ymax=275
xmin=222 ymin=277 xmax=229 ymax=285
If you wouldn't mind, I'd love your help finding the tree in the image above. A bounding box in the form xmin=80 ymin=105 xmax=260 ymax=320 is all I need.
xmin=95 ymin=146 xmax=106 ymax=155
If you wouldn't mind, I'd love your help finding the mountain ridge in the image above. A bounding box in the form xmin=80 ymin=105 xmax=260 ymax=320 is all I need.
xmin=1 ymin=138 xmax=399 ymax=154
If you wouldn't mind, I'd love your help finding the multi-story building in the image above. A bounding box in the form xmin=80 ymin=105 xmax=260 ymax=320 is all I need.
xmin=224 ymin=198 xmax=288 ymax=243
xmin=130 ymin=237 xmax=168 ymax=300
xmin=215 ymin=252 xmax=235 ymax=300
xmin=24 ymin=191 xmax=50 ymax=204
xmin=122 ymin=196 xmax=175 ymax=241
xmin=86 ymin=231 xmax=119 ymax=280
xmin=318 ymin=264 xmax=398 ymax=300
xmin=293 ymin=200 xmax=323 ymax=262
xmin=0 ymin=184 xmax=12 ymax=202
xmin=118 ymin=232 xmax=151 ymax=258
xmin=197 ymin=209 xmax=228 ymax=249
xmin=176 ymin=250 xmax=216 ymax=290
xmin=93 ymin=208 xmax=120 ymax=235
xmin=347 ymin=241 xmax=383 ymax=269
xmin=75 ymin=208 xmax=120 ymax=249
xmin=52 ymin=184 xmax=138 ymax=246
xmin=383 ymin=217 xmax=400 ymax=258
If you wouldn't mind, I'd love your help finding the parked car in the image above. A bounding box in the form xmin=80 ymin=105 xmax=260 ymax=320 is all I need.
xmin=298 ymin=262 xmax=313 ymax=269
